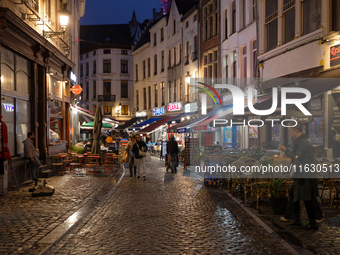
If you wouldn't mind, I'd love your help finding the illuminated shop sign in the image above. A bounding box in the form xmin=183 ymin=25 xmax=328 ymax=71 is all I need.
xmin=184 ymin=102 xmax=198 ymax=113
xmin=153 ymin=107 xmax=164 ymax=116
xmin=167 ymin=102 xmax=182 ymax=112
xmin=136 ymin=111 xmax=147 ymax=117
xmin=330 ymin=44 xmax=340 ymax=67
xmin=70 ymin=71 xmax=77 ymax=83
xmin=2 ymin=104 xmax=14 ymax=112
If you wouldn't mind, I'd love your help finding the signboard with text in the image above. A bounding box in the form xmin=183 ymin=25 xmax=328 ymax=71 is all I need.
xmin=167 ymin=102 xmax=182 ymax=112
xmin=330 ymin=44 xmax=340 ymax=67
xmin=153 ymin=107 xmax=164 ymax=116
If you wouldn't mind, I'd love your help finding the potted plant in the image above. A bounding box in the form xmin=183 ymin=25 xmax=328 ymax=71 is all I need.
xmin=270 ymin=178 xmax=288 ymax=214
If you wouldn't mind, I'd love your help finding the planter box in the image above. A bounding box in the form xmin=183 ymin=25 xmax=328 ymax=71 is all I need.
xmin=270 ymin=196 xmax=288 ymax=214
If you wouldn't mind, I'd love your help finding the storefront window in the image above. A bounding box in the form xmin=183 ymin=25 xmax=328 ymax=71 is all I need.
xmin=49 ymin=77 xmax=63 ymax=98
xmin=49 ymin=99 xmax=62 ymax=115
xmin=16 ymin=99 xmax=30 ymax=154
xmin=50 ymin=118 xmax=62 ymax=142
xmin=15 ymin=54 xmax=30 ymax=94
xmin=308 ymin=117 xmax=323 ymax=144
xmin=1 ymin=47 xmax=15 ymax=91
xmin=1 ymin=97 xmax=15 ymax=156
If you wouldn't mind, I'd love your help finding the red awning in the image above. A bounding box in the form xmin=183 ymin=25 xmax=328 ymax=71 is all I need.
xmin=138 ymin=116 xmax=175 ymax=134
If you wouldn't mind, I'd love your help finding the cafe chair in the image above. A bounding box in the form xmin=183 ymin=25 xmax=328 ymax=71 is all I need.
xmin=51 ymin=155 xmax=64 ymax=174
xmin=320 ymin=161 xmax=333 ymax=199
xmin=230 ymin=161 xmax=246 ymax=195
xmin=330 ymin=171 xmax=340 ymax=207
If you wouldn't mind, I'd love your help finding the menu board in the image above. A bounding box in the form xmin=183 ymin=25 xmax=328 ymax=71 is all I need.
xmin=118 ymin=139 xmax=129 ymax=166
xmin=204 ymin=146 xmax=223 ymax=186
xmin=184 ymin=138 xmax=199 ymax=169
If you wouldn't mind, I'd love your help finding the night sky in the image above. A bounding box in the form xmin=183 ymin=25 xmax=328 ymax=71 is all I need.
xmin=80 ymin=0 xmax=161 ymax=25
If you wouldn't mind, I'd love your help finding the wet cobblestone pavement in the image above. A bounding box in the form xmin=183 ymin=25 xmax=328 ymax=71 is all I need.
xmin=49 ymin=158 xmax=290 ymax=254
xmin=0 ymin=169 xmax=120 ymax=255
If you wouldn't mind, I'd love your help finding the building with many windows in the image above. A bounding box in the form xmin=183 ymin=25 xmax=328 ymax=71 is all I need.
xmin=79 ymin=13 xmax=140 ymax=122
xmin=132 ymin=0 xmax=198 ymax=143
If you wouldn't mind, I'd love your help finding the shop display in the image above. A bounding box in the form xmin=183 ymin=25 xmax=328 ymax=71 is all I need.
xmin=184 ymin=138 xmax=199 ymax=169
xmin=118 ymin=139 xmax=129 ymax=166
xmin=204 ymin=146 xmax=223 ymax=186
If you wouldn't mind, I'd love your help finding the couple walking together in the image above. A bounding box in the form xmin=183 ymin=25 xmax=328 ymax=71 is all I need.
xmin=126 ymin=135 xmax=147 ymax=180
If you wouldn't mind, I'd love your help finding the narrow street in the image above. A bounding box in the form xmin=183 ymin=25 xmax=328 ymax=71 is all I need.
xmin=48 ymin=158 xmax=290 ymax=254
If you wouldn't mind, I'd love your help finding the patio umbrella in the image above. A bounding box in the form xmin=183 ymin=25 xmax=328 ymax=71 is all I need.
xmin=91 ymin=106 xmax=103 ymax=155
xmin=81 ymin=122 xmax=112 ymax=129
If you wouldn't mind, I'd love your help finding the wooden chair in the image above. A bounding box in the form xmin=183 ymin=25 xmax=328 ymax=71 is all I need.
xmin=260 ymin=156 xmax=273 ymax=162
xmin=231 ymin=161 xmax=246 ymax=195
xmin=51 ymin=155 xmax=64 ymax=174
xmin=84 ymin=155 xmax=100 ymax=174
xmin=251 ymin=177 xmax=271 ymax=210
xmin=238 ymin=156 xmax=250 ymax=162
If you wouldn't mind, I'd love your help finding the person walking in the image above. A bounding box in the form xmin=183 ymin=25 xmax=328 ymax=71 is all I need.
xmin=126 ymin=135 xmax=137 ymax=180
xmin=23 ymin=131 xmax=41 ymax=183
xmin=132 ymin=135 xmax=147 ymax=180
xmin=279 ymin=121 xmax=319 ymax=230
xmin=167 ymin=135 xmax=178 ymax=173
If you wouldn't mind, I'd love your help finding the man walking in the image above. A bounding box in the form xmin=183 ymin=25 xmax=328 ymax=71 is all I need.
xmin=23 ymin=131 xmax=41 ymax=182
xmin=167 ymin=135 xmax=178 ymax=173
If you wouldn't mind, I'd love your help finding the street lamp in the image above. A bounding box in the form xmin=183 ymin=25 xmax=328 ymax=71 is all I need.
xmin=43 ymin=9 xmax=70 ymax=38
xmin=185 ymin=71 xmax=191 ymax=84
xmin=185 ymin=71 xmax=192 ymax=103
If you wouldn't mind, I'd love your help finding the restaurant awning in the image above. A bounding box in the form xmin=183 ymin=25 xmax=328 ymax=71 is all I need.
xmin=128 ymin=117 xmax=162 ymax=131
xmin=138 ymin=116 xmax=175 ymax=134
xmin=192 ymin=106 xmax=234 ymax=131
xmin=167 ymin=112 xmax=196 ymax=124
xmin=115 ymin=116 xmax=146 ymax=131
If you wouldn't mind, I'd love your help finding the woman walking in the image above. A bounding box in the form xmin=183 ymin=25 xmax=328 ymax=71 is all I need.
xmin=132 ymin=135 xmax=147 ymax=180
xmin=279 ymin=121 xmax=319 ymax=230
xmin=126 ymin=135 xmax=137 ymax=180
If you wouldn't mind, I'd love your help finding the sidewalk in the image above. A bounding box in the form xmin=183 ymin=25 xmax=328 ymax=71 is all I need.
xmin=0 ymin=166 xmax=122 ymax=255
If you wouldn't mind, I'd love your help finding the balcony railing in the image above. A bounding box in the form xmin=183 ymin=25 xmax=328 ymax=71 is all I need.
xmin=98 ymin=95 xmax=116 ymax=102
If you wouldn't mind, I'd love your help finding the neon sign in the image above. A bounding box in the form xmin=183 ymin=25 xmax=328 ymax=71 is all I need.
xmin=2 ymin=104 xmax=14 ymax=112
xmin=167 ymin=102 xmax=182 ymax=112
xmin=153 ymin=107 xmax=164 ymax=116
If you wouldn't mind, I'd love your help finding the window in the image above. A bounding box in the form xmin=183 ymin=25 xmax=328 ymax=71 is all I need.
xmin=214 ymin=13 xmax=218 ymax=35
xmin=232 ymin=1 xmax=236 ymax=34
xmin=80 ymin=55 xmax=83 ymax=60
xmin=252 ymin=40 xmax=257 ymax=78
xmin=147 ymin=58 xmax=150 ymax=77
xmin=242 ymin=0 xmax=246 ymax=29
xmin=136 ymin=90 xmax=139 ymax=111
xmin=104 ymin=49 xmax=110 ymax=54
xmin=232 ymin=51 xmax=237 ymax=82
xmin=86 ymin=53 xmax=89 ymax=58
xmin=154 ymin=33 xmax=157 ymax=46
xmin=135 ymin=64 xmax=138 ymax=81
xmin=86 ymin=82 xmax=89 ymax=99
xmin=174 ymin=80 xmax=177 ymax=102
xmin=224 ymin=9 xmax=228 ymax=40
xmin=160 ymin=82 xmax=165 ymax=106
xmin=242 ymin=46 xmax=247 ymax=87
xmin=103 ymin=59 xmax=111 ymax=73
xmin=121 ymin=50 xmax=128 ymax=55
xmin=93 ymin=50 xmax=96 ymax=55
xmin=121 ymin=105 xmax=128 ymax=115
xmin=185 ymin=41 xmax=189 ymax=64
xmin=121 ymin=60 xmax=128 ymax=74
xmin=154 ymin=54 xmax=157 ymax=75
xmin=186 ymin=21 xmax=189 ymax=28
xmin=204 ymin=1 xmax=219 ymax=40
xmin=194 ymin=14 xmax=197 ymax=22
xmin=302 ymin=0 xmax=321 ymax=35
xmin=93 ymin=105 xmax=96 ymax=113
xmin=148 ymin=86 xmax=151 ymax=109
xmin=225 ymin=55 xmax=229 ymax=79
xmin=154 ymin=84 xmax=158 ymax=107
xmin=80 ymin=64 xmax=83 ymax=77
xmin=143 ymin=60 xmax=146 ymax=79
xmin=103 ymin=80 xmax=111 ymax=95
xmin=209 ymin=16 xmax=213 ymax=38
xmin=161 ymin=28 xmax=164 ymax=42
xmin=143 ymin=87 xmax=147 ymax=110
xmin=93 ymin=81 xmax=96 ymax=99
xmin=93 ymin=61 xmax=96 ymax=74
xmin=179 ymin=44 xmax=182 ymax=63
xmin=265 ymin=0 xmax=278 ymax=52
xmin=168 ymin=81 xmax=171 ymax=103
xmin=283 ymin=0 xmax=295 ymax=44
xmin=121 ymin=81 xmax=128 ymax=98
xmin=173 ymin=47 xmax=176 ymax=65
xmin=168 ymin=50 xmax=171 ymax=67
xmin=1 ymin=47 xmax=31 ymax=156
xmin=203 ymin=48 xmax=218 ymax=83
xmin=85 ymin=63 xmax=89 ymax=76
xmin=80 ymin=83 xmax=83 ymax=98
xmin=179 ymin=78 xmax=182 ymax=100
xmin=173 ymin=19 xmax=176 ymax=35
xmin=332 ymin=0 xmax=340 ymax=31
xmin=252 ymin=0 xmax=256 ymax=21
xmin=103 ymin=106 xmax=111 ymax=115
xmin=161 ymin=51 xmax=164 ymax=71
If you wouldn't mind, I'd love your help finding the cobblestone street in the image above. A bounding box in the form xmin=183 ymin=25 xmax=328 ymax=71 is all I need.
xmin=48 ymin=158 xmax=290 ymax=254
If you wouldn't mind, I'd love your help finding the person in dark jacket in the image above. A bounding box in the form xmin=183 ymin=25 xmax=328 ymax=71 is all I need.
xmin=132 ymin=135 xmax=147 ymax=180
xmin=279 ymin=121 xmax=319 ymax=230
xmin=23 ymin=131 xmax=41 ymax=182
xmin=167 ymin=134 xmax=178 ymax=173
